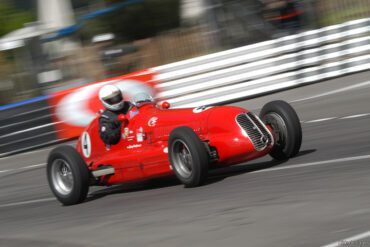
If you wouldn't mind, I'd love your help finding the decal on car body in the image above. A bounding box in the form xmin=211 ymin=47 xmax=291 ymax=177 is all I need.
xmin=81 ymin=131 xmax=92 ymax=158
xmin=122 ymin=127 xmax=129 ymax=139
xmin=193 ymin=106 xmax=213 ymax=113
xmin=148 ymin=117 xmax=158 ymax=127
xmin=136 ymin=127 xmax=144 ymax=142
xmin=127 ymin=144 xmax=142 ymax=149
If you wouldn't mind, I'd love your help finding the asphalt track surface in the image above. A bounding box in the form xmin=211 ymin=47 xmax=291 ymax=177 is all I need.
xmin=1 ymin=72 xmax=370 ymax=247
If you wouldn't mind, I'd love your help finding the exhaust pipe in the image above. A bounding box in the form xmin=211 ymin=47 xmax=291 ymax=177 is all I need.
xmin=92 ymin=167 xmax=115 ymax=178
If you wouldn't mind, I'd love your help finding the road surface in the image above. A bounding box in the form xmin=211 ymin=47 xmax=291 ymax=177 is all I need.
xmin=1 ymin=72 xmax=370 ymax=247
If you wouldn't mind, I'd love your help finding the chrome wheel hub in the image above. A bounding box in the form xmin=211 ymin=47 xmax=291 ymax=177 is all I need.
xmin=51 ymin=159 xmax=74 ymax=195
xmin=264 ymin=113 xmax=288 ymax=149
xmin=172 ymin=140 xmax=193 ymax=178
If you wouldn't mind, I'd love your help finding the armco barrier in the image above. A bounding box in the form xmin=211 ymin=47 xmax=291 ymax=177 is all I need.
xmin=1 ymin=18 xmax=370 ymax=156
xmin=49 ymin=69 xmax=157 ymax=140
xmin=0 ymin=96 xmax=59 ymax=156
xmin=0 ymin=70 xmax=157 ymax=157
xmin=152 ymin=18 xmax=370 ymax=108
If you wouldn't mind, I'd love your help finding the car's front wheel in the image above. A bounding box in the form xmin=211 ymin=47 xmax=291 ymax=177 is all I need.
xmin=260 ymin=100 xmax=302 ymax=160
xmin=169 ymin=127 xmax=209 ymax=187
xmin=47 ymin=145 xmax=90 ymax=206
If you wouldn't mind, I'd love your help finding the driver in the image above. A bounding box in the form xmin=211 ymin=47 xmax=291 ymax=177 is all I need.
xmin=98 ymin=85 xmax=132 ymax=145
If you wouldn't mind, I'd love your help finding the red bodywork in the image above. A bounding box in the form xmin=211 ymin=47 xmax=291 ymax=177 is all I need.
xmin=76 ymin=103 xmax=274 ymax=185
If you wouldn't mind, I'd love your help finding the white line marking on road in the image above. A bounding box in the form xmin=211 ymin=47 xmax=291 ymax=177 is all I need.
xmin=0 ymin=163 xmax=46 ymax=174
xmin=300 ymin=113 xmax=370 ymax=124
xmin=0 ymin=198 xmax=56 ymax=208
xmin=340 ymin=113 xmax=370 ymax=119
xmin=321 ymin=231 xmax=370 ymax=247
xmin=0 ymin=147 xmax=53 ymax=160
xmin=2 ymin=155 xmax=370 ymax=208
xmin=253 ymin=155 xmax=370 ymax=173
xmin=291 ymin=80 xmax=370 ymax=103
xmin=305 ymin=117 xmax=337 ymax=123
xmin=301 ymin=113 xmax=370 ymax=124
xmin=25 ymin=164 xmax=46 ymax=169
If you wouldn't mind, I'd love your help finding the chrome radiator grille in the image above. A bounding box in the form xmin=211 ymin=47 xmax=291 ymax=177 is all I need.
xmin=236 ymin=112 xmax=273 ymax=151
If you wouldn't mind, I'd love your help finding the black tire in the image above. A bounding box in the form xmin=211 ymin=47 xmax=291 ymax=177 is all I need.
xmin=47 ymin=145 xmax=90 ymax=206
xmin=169 ymin=127 xmax=209 ymax=187
xmin=260 ymin=100 xmax=302 ymax=160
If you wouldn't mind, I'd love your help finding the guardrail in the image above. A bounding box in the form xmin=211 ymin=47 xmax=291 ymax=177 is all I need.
xmin=0 ymin=96 xmax=60 ymax=156
xmin=1 ymin=18 xmax=370 ymax=157
xmin=153 ymin=18 xmax=370 ymax=107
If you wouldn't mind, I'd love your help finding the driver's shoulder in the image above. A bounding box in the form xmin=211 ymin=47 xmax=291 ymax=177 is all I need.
xmin=99 ymin=110 xmax=118 ymax=120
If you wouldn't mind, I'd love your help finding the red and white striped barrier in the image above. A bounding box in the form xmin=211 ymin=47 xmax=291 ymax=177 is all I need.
xmin=49 ymin=69 xmax=158 ymax=140
xmin=46 ymin=18 xmax=370 ymax=140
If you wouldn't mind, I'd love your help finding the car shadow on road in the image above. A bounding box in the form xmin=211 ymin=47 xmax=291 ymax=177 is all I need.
xmin=293 ymin=149 xmax=316 ymax=158
xmin=86 ymin=177 xmax=181 ymax=202
xmin=206 ymin=148 xmax=316 ymax=183
xmin=85 ymin=149 xmax=316 ymax=203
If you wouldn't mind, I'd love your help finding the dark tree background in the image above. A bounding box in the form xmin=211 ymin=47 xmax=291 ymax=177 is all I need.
xmin=107 ymin=0 xmax=180 ymax=40
xmin=79 ymin=0 xmax=181 ymax=42
xmin=0 ymin=0 xmax=35 ymax=37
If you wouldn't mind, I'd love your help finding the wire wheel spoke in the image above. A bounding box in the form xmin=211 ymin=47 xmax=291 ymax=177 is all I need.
xmin=265 ymin=113 xmax=288 ymax=149
xmin=172 ymin=140 xmax=193 ymax=178
xmin=51 ymin=159 xmax=74 ymax=195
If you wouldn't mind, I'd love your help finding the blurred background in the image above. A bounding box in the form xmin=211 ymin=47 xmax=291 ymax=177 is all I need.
xmin=2 ymin=2 xmax=370 ymax=245
xmin=0 ymin=0 xmax=370 ymax=105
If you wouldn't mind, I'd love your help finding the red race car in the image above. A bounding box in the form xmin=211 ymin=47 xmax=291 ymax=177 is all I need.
xmin=47 ymin=96 xmax=302 ymax=205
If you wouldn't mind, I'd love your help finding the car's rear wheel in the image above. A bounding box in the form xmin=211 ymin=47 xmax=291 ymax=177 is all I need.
xmin=260 ymin=100 xmax=302 ymax=160
xmin=47 ymin=145 xmax=90 ymax=206
xmin=169 ymin=127 xmax=209 ymax=187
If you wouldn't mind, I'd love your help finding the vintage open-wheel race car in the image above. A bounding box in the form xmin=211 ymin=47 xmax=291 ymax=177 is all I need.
xmin=47 ymin=95 xmax=302 ymax=205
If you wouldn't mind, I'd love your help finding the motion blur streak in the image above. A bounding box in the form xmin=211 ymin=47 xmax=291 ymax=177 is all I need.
xmin=0 ymin=163 xmax=45 ymax=174
xmin=1 ymin=72 xmax=370 ymax=246
xmin=291 ymin=80 xmax=370 ymax=103
xmin=0 ymin=198 xmax=55 ymax=209
xmin=252 ymin=155 xmax=370 ymax=173
xmin=1 ymin=1 xmax=370 ymax=246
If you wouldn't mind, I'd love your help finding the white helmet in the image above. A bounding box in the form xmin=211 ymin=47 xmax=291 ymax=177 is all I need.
xmin=99 ymin=85 xmax=125 ymax=111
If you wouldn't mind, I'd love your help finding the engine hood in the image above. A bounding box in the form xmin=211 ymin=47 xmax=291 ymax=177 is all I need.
xmin=206 ymin=105 xmax=249 ymax=128
xmin=150 ymin=105 xmax=249 ymax=139
xmin=144 ymin=105 xmax=217 ymax=140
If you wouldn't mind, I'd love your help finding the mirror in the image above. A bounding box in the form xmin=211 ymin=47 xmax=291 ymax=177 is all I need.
xmin=161 ymin=101 xmax=170 ymax=109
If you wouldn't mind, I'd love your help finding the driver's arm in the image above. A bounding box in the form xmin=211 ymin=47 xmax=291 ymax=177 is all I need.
xmin=99 ymin=114 xmax=121 ymax=145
